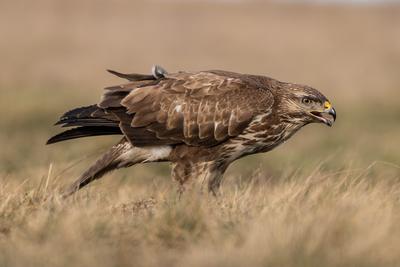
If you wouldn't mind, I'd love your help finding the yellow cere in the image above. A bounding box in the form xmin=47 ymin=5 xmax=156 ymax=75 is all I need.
xmin=324 ymin=101 xmax=332 ymax=110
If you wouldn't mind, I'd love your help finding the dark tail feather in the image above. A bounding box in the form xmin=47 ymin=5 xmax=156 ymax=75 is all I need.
xmin=58 ymin=119 xmax=118 ymax=128
xmin=47 ymin=126 xmax=122 ymax=145
xmin=61 ymin=138 xmax=130 ymax=198
xmin=58 ymin=105 xmax=99 ymax=122
xmin=55 ymin=105 xmax=117 ymax=127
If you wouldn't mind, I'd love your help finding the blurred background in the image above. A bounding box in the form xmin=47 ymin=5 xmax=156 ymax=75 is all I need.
xmin=1 ymin=0 xmax=399 ymax=190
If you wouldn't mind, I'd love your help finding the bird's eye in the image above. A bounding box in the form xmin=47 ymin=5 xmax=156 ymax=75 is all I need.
xmin=302 ymin=98 xmax=312 ymax=105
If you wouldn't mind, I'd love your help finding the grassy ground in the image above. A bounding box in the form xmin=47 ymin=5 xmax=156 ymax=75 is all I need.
xmin=1 ymin=1 xmax=400 ymax=266
xmin=1 ymin=163 xmax=400 ymax=267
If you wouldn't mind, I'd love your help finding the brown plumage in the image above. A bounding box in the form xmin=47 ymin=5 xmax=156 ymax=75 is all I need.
xmin=47 ymin=66 xmax=336 ymax=196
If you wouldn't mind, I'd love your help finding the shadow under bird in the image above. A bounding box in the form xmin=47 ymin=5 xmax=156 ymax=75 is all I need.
xmin=47 ymin=66 xmax=336 ymax=197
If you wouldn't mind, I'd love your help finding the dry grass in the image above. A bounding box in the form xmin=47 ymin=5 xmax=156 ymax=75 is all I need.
xmin=1 ymin=164 xmax=400 ymax=267
xmin=1 ymin=1 xmax=400 ymax=266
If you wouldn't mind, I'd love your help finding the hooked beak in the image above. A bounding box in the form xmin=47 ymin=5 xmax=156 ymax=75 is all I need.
xmin=310 ymin=102 xmax=336 ymax=127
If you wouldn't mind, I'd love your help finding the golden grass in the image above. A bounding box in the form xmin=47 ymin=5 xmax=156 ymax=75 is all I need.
xmin=1 ymin=163 xmax=400 ymax=267
xmin=1 ymin=1 xmax=400 ymax=266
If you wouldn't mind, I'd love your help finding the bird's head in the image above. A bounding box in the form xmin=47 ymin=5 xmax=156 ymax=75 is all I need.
xmin=278 ymin=83 xmax=336 ymax=127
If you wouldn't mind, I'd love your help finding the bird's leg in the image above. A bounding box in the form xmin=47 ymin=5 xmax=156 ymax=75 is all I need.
xmin=177 ymin=183 xmax=186 ymax=200
xmin=171 ymin=162 xmax=192 ymax=198
xmin=208 ymin=180 xmax=221 ymax=197
xmin=207 ymin=163 xmax=227 ymax=197
xmin=171 ymin=161 xmax=227 ymax=197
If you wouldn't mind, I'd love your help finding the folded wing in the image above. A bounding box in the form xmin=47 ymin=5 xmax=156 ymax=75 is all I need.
xmin=101 ymin=70 xmax=274 ymax=147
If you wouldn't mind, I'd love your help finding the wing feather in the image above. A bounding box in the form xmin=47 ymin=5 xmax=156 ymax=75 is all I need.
xmin=98 ymin=70 xmax=274 ymax=147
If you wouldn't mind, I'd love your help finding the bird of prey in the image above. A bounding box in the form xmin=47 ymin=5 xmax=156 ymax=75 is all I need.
xmin=47 ymin=65 xmax=336 ymax=196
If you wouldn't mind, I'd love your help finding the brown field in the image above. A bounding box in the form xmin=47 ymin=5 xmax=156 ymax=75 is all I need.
xmin=1 ymin=1 xmax=400 ymax=266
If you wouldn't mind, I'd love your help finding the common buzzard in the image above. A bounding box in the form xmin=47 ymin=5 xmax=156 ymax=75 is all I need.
xmin=47 ymin=66 xmax=336 ymax=196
